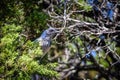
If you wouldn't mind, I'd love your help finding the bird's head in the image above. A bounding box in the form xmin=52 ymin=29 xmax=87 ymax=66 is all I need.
xmin=46 ymin=27 xmax=60 ymax=39
xmin=41 ymin=27 xmax=60 ymax=40
xmin=47 ymin=27 xmax=59 ymax=34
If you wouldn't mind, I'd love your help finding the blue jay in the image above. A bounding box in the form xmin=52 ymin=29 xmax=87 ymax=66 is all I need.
xmin=35 ymin=27 xmax=59 ymax=53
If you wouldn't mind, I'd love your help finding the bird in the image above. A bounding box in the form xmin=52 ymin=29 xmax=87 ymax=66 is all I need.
xmin=34 ymin=27 xmax=59 ymax=54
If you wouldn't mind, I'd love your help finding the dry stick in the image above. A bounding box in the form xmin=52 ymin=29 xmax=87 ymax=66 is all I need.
xmin=54 ymin=0 xmax=67 ymax=40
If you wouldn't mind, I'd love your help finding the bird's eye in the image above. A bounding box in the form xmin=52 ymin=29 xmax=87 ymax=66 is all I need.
xmin=49 ymin=29 xmax=54 ymax=32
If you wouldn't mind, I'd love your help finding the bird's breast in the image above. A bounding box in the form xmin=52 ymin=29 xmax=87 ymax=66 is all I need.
xmin=39 ymin=39 xmax=51 ymax=53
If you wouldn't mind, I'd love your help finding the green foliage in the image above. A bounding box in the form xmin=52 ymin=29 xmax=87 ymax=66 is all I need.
xmin=67 ymin=43 xmax=77 ymax=53
xmin=116 ymin=47 xmax=120 ymax=55
xmin=0 ymin=24 xmax=59 ymax=79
